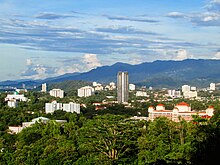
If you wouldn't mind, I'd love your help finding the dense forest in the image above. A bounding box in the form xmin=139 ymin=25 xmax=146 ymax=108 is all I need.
xmin=1 ymin=91 xmax=220 ymax=164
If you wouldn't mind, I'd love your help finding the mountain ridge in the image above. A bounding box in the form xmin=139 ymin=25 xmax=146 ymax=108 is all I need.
xmin=1 ymin=59 xmax=220 ymax=88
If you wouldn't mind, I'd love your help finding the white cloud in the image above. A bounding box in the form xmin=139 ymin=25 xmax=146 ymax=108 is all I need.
xmin=214 ymin=52 xmax=220 ymax=59
xmin=207 ymin=0 xmax=220 ymax=10
xmin=56 ymin=65 xmax=80 ymax=75
xmin=26 ymin=59 xmax=33 ymax=66
xmin=167 ymin=12 xmax=185 ymax=18
xmin=83 ymin=54 xmax=101 ymax=70
xmin=175 ymin=49 xmax=192 ymax=60
xmin=21 ymin=59 xmax=57 ymax=80
xmin=167 ymin=1 xmax=220 ymax=26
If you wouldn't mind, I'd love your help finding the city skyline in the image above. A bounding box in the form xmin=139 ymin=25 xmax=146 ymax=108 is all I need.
xmin=0 ymin=0 xmax=220 ymax=80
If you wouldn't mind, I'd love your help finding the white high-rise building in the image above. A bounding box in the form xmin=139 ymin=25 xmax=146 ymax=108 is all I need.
xmin=210 ymin=83 xmax=216 ymax=91
xmin=77 ymin=86 xmax=94 ymax=97
xmin=117 ymin=71 xmax=129 ymax=103
xmin=49 ymin=89 xmax=64 ymax=98
xmin=45 ymin=101 xmax=62 ymax=114
xmin=63 ymin=102 xmax=80 ymax=114
xmin=168 ymin=90 xmax=175 ymax=97
xmin=41 ymin=83 xmax=47 ymax=92
xmin=182 ymin=85 xmax=191 ymax=93
xmin=129 ymin=84 xmax=135 ymax=91
xmin=182 ymin=85 xmax=198 ymax=99
xmin=93 ymin=82 xmax=98 ymax=86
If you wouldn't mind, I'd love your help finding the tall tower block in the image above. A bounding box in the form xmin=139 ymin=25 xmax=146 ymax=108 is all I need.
xmin=117 ymin=71 xmax=129 ymax=103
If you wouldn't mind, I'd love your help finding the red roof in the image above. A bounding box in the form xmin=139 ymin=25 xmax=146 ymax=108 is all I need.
xmin=149 ymin=106 xmax=154 ymax=108
xmin=201 ymin=115 xmax=211 ymax=119
xmin=157 ymin=104 xmax=164 ymax=106
xmin=208 ymin=106 xmax=214 ymax=109
xmin=176 ymin=102 xmax=189 ymax=106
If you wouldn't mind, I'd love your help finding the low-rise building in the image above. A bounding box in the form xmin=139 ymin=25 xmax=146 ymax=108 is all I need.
xmin=5 ymin=92 xmax=27 ymax=102
xmin=105 ymin=82 xmax=116 ymax=90
xmin=15 ymin=88 xmax=28 ymax=93
xmin=95 ymin=85 xmax=104 ymax=91
xmin=148 ymin=102 xmax=214 ymax=122
xmin=8 ymin=117 xmax=67 ymax=134
xmin=183 ymin=91 xmax=198 ymax=99
xmin=8 ymin=126 xmax=23 ymax=134
xmin=168 ymin=90 xmax=181 ymax=98
xmin=129 ymin=84 xmax=136 ymax=91
xmin=7 ymin=100 xmax=18 ymax=108
xmin=136 ymin=91 xmax=148 ymax=97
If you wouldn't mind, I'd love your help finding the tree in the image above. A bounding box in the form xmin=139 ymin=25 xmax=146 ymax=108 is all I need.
xmin=77 ymin=114 xmax=142 ymax=164
xmin=138 ymin=117 xmax=195 ymax=164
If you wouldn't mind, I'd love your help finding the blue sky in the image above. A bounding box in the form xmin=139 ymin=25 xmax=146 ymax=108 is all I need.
xmin=0 ymin=0 xmax=220 ymax=80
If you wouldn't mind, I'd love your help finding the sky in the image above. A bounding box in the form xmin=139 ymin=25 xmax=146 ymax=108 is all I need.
xmin=0 ymin=0 xmax=220 ymax=81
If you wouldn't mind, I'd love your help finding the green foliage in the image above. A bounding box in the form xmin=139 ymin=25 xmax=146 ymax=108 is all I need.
xmin=77 ymin=115 xmax=143 ymax=164
xmin=1 ymin=91 xmax=220 ymax=164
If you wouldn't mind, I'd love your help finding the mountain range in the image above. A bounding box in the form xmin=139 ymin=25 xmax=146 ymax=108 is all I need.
xmin=1 ymin=59 xmax=220 ymax=88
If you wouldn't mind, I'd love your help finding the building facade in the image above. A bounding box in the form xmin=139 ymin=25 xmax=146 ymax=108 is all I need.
xmin=136 ymin=91 xmax=147 ymax=97
xmin=5 ymin=93 xmax=27 ymax=102
xmin=49 ymin=89 xmax=64 ymax=98
xmin=148 ymin=102 xmax=214 ymax=122
xmin=8 ymin=117 xmax=67 ymax=134
xmin=7 ymin=100 xmax=18 ymax=108
xmin=117 ymin=71 xmax=129 ymax=103
xmin=129 ymin=84 xmax=136 ymax=91
xmin=63 ymin=102 xmax=80 ymax=114
xmin=45 ymin=101 xmax=80 ymax=114
xmin=210 ymin=83 xmax=216 ymax=91
xmin=45 ymin=101 xmax=62 ymax=114
xmin=77 ymin=86 xmax=94 ymax=97
xmin=41 ymin=83 xmax=47 ymax=92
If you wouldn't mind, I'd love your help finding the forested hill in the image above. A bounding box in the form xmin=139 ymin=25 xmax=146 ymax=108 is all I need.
xmin=1 ymin=59 xmax=220 ymax=88
xmin=42 ymin=59 xmax=220 ymax=88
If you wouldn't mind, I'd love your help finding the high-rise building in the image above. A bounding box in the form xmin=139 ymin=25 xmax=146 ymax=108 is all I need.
xmin=117 ymin=71 xmax=129 ymax=103
xmin=182 ymin=85 xmax=190 ymax=93
xmin=49 ymin=89 xmax=64 ymax=98
xmin=45 ymin=101 xmax=80 ymax=114
xmin=41 ymin=83 xmax=47 ymax=92
xmin=77 ymin=86 xmax=94 ymax=97
xmin=45 ymin=101 xmax=62 ymax=114
xmin=210 ymin=83 xmax=216 ymax=91
xmin=63 ymin=102 xmax=80 ymax=114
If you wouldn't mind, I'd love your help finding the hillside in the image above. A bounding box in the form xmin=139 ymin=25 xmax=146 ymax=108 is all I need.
xmin=42 ymin=59 xmax=220 ymax=88
xmin=1 ymin=59 xmax=220 ymax=88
